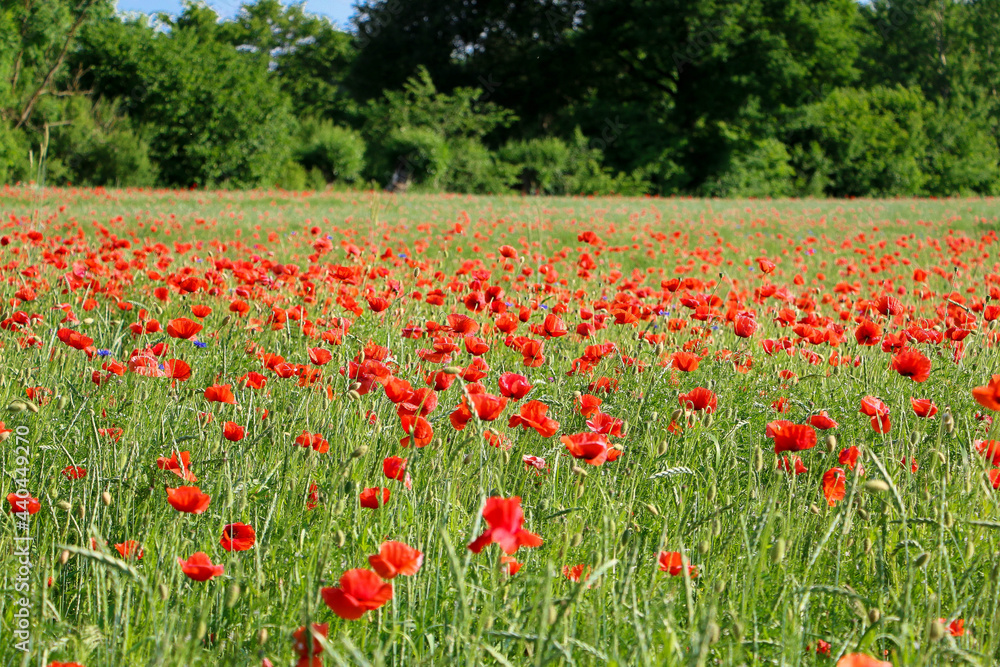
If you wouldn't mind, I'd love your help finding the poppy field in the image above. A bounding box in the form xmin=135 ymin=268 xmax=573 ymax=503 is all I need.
xmin=3 ymin=187 xmax=1000 ymax=667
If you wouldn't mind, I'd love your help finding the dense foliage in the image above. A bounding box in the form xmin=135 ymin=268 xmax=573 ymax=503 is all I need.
xmin=1 ymin=0 xmax=999 ymax=194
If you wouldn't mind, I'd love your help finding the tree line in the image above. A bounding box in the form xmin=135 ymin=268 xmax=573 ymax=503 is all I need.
xmin=2 ymin=0 xmax=999 ymax=196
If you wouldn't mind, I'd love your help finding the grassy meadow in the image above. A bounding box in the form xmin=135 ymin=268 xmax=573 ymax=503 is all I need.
xmin=1 ymin=187 xmax=1000 ymax=667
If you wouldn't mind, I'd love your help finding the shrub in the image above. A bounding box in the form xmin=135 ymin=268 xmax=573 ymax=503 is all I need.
xmin=296 ymin=120 xmax=366 ymax=184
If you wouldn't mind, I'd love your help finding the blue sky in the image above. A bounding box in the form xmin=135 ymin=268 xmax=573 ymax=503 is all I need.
xmin=116 ymin=0 xmax=356 ymax=28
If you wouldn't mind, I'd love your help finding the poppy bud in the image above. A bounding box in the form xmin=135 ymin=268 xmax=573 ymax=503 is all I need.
xmin=572 ymin=466 xmax=588 ymax=477
xmin=101 ymin=491 xmax=112 ymax=506
xmin=770 ymin=538 xmax=786 ymax=563
xmin=644 ymin=503 xmax=659 ymax=516
xmin=922 ymin=488 xmax=932 ymax=503
xmin=221 ymin=315 xmax=232 ymax=327
xmin=868 ymin=608 xmax=880 ymax=624
xmin=965 ymin=542 xmax=974 ymax=560
xmin=258 ymin=628 xmax=268 ymax=645
xmin=943 ymin=511 xmax=954 ymax=528
xmin=858 ymin=509 xmax=870 ymax=521
xmin=226 ymin=583 xmax=241 ymax=608
xmin=753 ymin=447 xmax=764 ymax=472
xmin=159 ymin=583 xmax=170 ymax=600
xmin=942 ymin=412 xmax=955 ymax=434
xmin=697 ymin=540 xmax=710 ymax=555
xmin=59 ymin=550 xmax=70 ymax=565
xmin=336 ymin=530 xmax=346 ymax=548
xmin=706 ymin=621 xmax=720 ymax=645
xmin=442 ymin=366 xmax=463 ymax=375
xmin=0 ymin=432 xmax=8 ymax=444
xmin=547 ymin=606 xmax=558 ymax=626
xmin=670 ymin=408 xmax=683 ymax=422
xmin=77 ymin=505 xmax=86 ymax=518
xmin=57 ymin=500 xmax=71 ymax=511
xmin=334 ymin=498 xmax=345 ymax=515
xmin=572 ymin=532 xmax=583 ymax=547
xmin=196 ymin=621 xmax=207 ymax=641
xmin=914 ymin=552 xmax=931 ymax=568
xmin=733 ymin=621 xmax=744 ymax=640
xmin=347 ymin=390 xmax=361 ymax=401
xmin=83 ymin=317 xmax=94 ymax=325
xmin=656 ymin=441 xmax=668 ymax=456
xmin=57 ymin=395 xmax=69 ymax=410
xmin=707 ymin=484 xmax=717 ymax=503
xmin=711 ymin=518 xmax=722 ymax=537
xmin=351 ymin=445 xmax=368 ymax=459
xmin=8 ymin=400 xmax=26 ymax=412
xmin=713 ymin=580 xmax=726 ymax=594
xmin=576 ymin=484 xmax=585 ymax=499
xmin=864 ymin=480 xmax=890 ymax=493
xmin=927 ymin=619 xmax=946 ymax=642
xmin=862 ymin=537 xmax=873 ymax=554
xmin=809 ymin=504 xmax=821 ymax=515
xmin=25 ymin=401 xmax=39 ymax=415
xmin=703 ymin=413 xmax=713 ymax=428
xmin=462 ymin=453 xmax=473 ymax=465
xmin=825 ymin=435 xmax=837 ymax=452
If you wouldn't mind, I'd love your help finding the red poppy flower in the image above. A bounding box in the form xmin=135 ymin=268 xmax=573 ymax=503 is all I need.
xmin=891 ymin=348 xmax=931 ymax=382
xmin=294 ymin=430 xmax=329 ymax=453
xmin=910 ymin=397 xmax=938 ymax=417
xmin=822 ymin=468 xmax=846 ymax=506
xmin=220 ymin=523 xmax=256 ymax=551
xmin=678 ymin=387 xmax=717 ymax=413
xmin=166 ymin=486 xmax=210 ymax=514
xmin=178 ymin=552 xmax=224 ymax=581
xmin=562 ymin=564 xmax=590 ymax=582
xmin=61 ymin=466 xmax=87 ymax=480
xmin=292 ymin=623 xmax=328 ymax=667
xmin=938 ymin=618 xmax=964 ymax=637
xmin=157 ymin=451 xmax=197 ymax=482
xmin=508 ymin=400 xmax=560 ymax=437
xmin=368 ymin=541 xmax=424 ymax=578
xmin=222 ymin=421 xmax=245 ymax=441
xmin=307 ymin=347 xmax=333 ymax=365
xmin=56 ymin=327 xmax=94 ymax=351
xmin=204 ymin=384 xmax=236 ymax=404
xmin=671 ymin=352 xmax=700 ymax=372
xmin=658 ymin=551 xmax=698 ymax=577
xmin=768 ymin=421 xmax=817 ymax=453
xmin=163 ymin=359 xmax=191 ymax=381
xmin=115 ymin=540 xmax=143 ymax=560
xmin=467 ymin=496 xmax=543 ymax=554
xmin=975 ymin=439 xmax=1000 ymax=465
xmin=383 ymin=456 xmax=412 ymax=489
xmin=399 ymin=414 xmax=433 ymax=447
xmin=359 ymin=487 xmax=390 ymax=509
xmin=7 ymin=493 xmax=41 ymax=514
xmin=575 ymin=393 xmax=602 ymax=417
xmin=734 ymin=312 xmax=757 ymax=338
xmin=859 ymin=395 xmax=890 ymax=433
xmin=498 ymin=372 xmax=533 ymax=400
xmin=854 ymin=320 xmax=882 ymax=346
xmin=972 ymin=375 xmax=1000 ymax=411
xmin=561 ymin=432 xmax=621 ymax=466
xmin=777 ymin=456 xmax=808 ymax=475
xmin=166 ymin=317 xmax=203 ymax=340
xmin=501 ymin=555 xmax=522 ymax=575
xmin=450 ymin=392 xmax=508 ymax=430
xmin=808 ymin=411 xmax=839 ymax=430
xmin=320 ymin=569 xmax=393 ymax=620
xmin=838 ymin=445 xmax=863 ymax=472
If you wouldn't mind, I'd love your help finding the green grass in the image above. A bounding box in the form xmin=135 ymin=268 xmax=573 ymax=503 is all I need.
xmin=1 ymin=187 xmax=999 ymax=666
